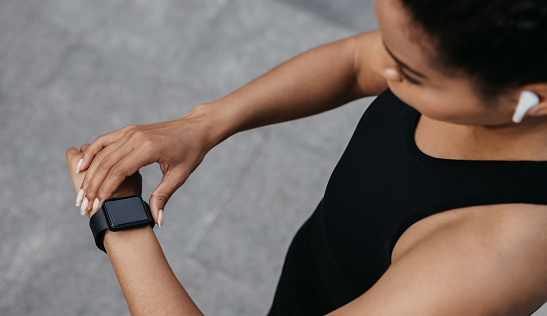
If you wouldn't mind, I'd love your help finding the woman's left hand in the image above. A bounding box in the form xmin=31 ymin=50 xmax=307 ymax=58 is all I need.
xmin=66 ymin=144 xmax=142 ymax=219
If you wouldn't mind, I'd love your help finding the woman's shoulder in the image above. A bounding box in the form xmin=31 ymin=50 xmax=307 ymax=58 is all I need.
xmin=350 ymin=30 xmax=389 ymax=97
xmin=390 ymin=203 xmax=547 ymax=315
xmin=332 ymin=203 xmax=547 ymax=315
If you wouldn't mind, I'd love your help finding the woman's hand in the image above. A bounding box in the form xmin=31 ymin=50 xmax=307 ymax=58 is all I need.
xmin=72 ymin=32 xmax=380 ymax=224
xmin=74 ymin=107 xmax=222 ymax=224
xmin=68 ymin=146 xmax=204 ymax=316
xmin=66 ymin=145 xmax=143 ymax=219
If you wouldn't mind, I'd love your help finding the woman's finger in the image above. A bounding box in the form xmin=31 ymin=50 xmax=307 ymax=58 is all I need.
xmin=95 ymin=151 xmax=152 ymax=203
xmin=66 ymin=147 xmax=81 ymax=166
xmin=66 ymin=147 xmax=85 ymax=194
xmin=79 ymin=144 xmax=91 ymax=152
xmin=149 ymin=167 xmax=189 ymax=227
xmin=80 ymin=138 xmax=136 ymax=212
xmin=80 ymin=134 xmax=130 ymax=191
xmin=79 ymin=125 xmax=136 ymax=173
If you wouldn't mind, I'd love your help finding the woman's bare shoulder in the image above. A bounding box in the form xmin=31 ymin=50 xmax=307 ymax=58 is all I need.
xmin=388 ymin=203 xmax=547 ymax=315
xmin=348 ymin=30 xmax=389 ymax=97
xmin=329 ymin=204 xmax=546 ymax=315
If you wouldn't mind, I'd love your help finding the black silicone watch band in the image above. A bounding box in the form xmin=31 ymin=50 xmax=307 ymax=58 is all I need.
xmin=89 ymin=206 xmax=110 ymax=252
xmin=89 ymin=196 xmax=154 ymax=253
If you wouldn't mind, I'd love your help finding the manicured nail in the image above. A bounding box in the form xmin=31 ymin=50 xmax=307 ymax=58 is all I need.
xmin=158 ymin=209 xmax=164 ymax=229
xmin=75 ymin=159 xmax=83 ymax=173
xmin=80 ymin=198 xmax=89 ymax=215
xmin=76 ymin=189 xmax=84 ymax=207
xmin=92 ymin=198 xmax=100 ymax=213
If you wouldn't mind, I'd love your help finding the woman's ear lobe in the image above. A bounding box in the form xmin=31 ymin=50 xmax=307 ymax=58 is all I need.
xmin=527 ymin=101 xmax=547 ymax=117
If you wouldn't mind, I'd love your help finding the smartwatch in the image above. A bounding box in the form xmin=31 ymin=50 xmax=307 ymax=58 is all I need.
xmin=89 ymin=196 xmax=155 ymax=253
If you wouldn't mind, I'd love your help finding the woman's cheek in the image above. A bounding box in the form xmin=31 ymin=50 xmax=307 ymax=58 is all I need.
xmin=391 ymin=87 xmax=447 ymax=120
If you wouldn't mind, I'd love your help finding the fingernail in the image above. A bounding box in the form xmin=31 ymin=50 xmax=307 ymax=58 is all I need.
xmin=80 ymin=198 xmax=88 ymax=215
xmin=76 ymin=189 xmax=84 ymax=207
xmin=92 ymin=198 xmax=100 ymax=213
xmin=158 ymin=209 xmax=164 ymax=229
xmin=75 ymin=159 xmax=83 ymax=173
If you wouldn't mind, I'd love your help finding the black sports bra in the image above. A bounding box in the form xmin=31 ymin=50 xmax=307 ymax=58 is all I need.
xmin=268 ymin=89 xmax=547 ymax=315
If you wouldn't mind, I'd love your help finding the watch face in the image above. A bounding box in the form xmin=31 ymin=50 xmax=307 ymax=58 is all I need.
xmin=103 ymin=197 xmax=151 ymax=230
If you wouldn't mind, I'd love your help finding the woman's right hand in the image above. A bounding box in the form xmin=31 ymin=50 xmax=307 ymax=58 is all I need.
xmin=75 ymin=32 xmax=379 ymax=223
xmin=76 ymin=105 xmax=224 ymax=225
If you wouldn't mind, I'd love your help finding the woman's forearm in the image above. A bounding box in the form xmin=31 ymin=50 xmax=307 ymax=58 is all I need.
xmin=76 ymin=31 xmax=385 ymax=218
xmin=104 ymin=227 xmax=203 ymax=316
xmin=190 ymin=31 xmax=382 ymax=146
xmin=67 ymin=147 xmax=200 ymax=315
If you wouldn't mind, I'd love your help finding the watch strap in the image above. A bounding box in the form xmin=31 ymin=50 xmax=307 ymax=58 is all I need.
xmin=89 ymin=196 xmax=154 ymax=253
xmin=89 ymin=205 xmax=109 ymax=252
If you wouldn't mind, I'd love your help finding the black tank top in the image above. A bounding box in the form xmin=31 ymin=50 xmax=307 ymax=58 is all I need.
xmin=268 ymin=89 xmax=547 ymax=315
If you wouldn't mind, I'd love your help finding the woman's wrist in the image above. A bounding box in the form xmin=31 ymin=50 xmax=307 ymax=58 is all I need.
xmin=102 ymin=225 xmax=153 ymax=254
xmin=101 ymin=225 xmax=202 ymax=315
xmin=181 ymin=102 xmax=243 ymax=148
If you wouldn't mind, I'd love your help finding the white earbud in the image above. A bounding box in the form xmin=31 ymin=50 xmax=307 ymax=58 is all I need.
xmin=512 ymin=90 xmax=540 ymax=123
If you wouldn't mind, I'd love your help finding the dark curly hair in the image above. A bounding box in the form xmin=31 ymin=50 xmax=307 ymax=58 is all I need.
xmin=399 ymin=0 xmax=547 ymax=100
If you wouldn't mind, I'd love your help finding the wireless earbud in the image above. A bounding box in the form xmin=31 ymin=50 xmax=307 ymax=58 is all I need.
xmin=512 ymin=90 xmax=540 ymax=123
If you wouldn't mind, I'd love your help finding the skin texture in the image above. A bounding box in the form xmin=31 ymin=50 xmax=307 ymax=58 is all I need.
xmin=369 ymin=0 xmax=547 ymax=160
xmin=68 ymin=0 xmax=547 ymax=314
xmin=75 ymin=32 xmax=386 ymax=221
xmin=67 ymin=146 xmax=203 ymax=316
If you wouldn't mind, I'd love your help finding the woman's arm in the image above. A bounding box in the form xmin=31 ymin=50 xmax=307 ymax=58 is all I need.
xmin=69 ymin=145 xmax=547 ymax=315
xmin=67 ymin=147 xmax=203 ymax=316
xmin=75 ymin=30 xmax=387 ymax=222
xmin=328 ymin=204 xmax=547 ymax=316
xmin=104 ymin=227 xmax=201 ymax=315
xmin=196 ymin=30 xmax=387 ymax=137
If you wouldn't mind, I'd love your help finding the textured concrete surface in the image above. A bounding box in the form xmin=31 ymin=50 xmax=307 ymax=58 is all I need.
xmin=0 ymin=0 xmax=545 ymax=315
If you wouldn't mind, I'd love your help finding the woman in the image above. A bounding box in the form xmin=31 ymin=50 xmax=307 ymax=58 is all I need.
xmin=67 ymin=0 xmax=547 ymax=314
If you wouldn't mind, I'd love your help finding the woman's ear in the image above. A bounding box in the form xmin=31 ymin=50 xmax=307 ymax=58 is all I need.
xmin=514 ymin=84 xmax=547 ymax=122
xmin=513 ymin=90 xmax=540 ymax=123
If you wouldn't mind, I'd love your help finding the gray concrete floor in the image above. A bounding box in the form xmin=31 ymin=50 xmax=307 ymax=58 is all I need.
xmin=0 ymin=0 xmax=544 ymax=315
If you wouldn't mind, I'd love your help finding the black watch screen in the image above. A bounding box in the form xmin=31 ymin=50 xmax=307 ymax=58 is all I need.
xmin=89 ymin=196 xmax=155 ymax=253
xmin=103 ymin=196 xmax=152 ymax=230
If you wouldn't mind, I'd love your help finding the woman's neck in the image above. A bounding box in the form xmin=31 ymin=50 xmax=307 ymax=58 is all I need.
xmin=416 ymin=115 xmax=547 ymax=161
xmin=470 ymin=116 xmax=547 ymax=161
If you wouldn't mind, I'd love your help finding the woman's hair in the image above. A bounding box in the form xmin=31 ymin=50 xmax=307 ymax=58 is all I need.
xmin=399 ymin=0 xmax=547 ymax=100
